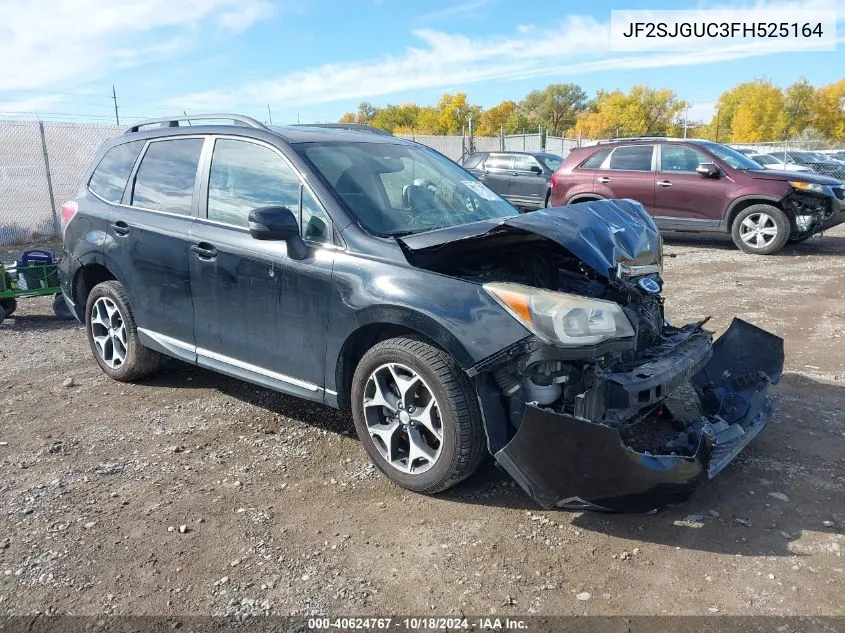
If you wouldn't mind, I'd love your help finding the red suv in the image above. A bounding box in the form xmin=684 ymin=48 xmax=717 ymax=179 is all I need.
xmin=551 ymin=138 xmax=845 ymax=254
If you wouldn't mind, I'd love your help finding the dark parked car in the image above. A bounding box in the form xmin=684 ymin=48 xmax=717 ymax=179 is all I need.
xmin=768 ymin=151 xmax=845 ymax=181
xmin=462 ymin=151 xmax=562 ymax=210
xmin=551 ymin=138 xmax=845 ymax=254
xmin=60 ymin=116 xmax=783 ymax=512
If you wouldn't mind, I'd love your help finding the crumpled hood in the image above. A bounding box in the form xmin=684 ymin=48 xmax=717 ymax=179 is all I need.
xmin=398 ymin=199 xmax=661 ymax=280
xmin=746 ymin=168 xmax=842 ymax=185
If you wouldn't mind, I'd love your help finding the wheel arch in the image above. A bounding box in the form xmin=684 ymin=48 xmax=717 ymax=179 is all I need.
xmin=332 ymin=309 xmax=473 ymax=409
xmin=71 ymin=254 xmax=124 ymax=319
xmin=568 ymin=194 xmax=604 ymax=204
xmin=724 ymin=195 xmax=786 ymax=230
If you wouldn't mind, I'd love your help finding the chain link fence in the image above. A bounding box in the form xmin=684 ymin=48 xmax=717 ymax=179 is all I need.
xmin=0 ymin=121 xmax=122 ymax=245
xmin=7 ymin=119 xmax=838 ymax=246
xmin=728 ymin=140 xmax=845 ymax=181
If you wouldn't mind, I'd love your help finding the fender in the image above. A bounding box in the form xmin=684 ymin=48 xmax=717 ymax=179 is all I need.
xmin=722 ymin=194 xmax=786 ymax=229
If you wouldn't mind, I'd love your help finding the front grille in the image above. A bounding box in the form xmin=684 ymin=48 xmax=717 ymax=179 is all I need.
xmin=635 ymin=300 xmax=664 ymax=350
xmin=833 ymin=187 xmax=844 ymax=201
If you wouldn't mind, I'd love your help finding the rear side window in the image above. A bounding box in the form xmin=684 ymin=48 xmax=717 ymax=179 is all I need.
xmin=131 ymin=138 xmax=204 ymax=216
xmin=485 ymin=155 xmax=514 ymax=170
xmin=88 ymin=140 xmax=144 ymax=203
xmin=608 ymin=145 xmax=654 ymax=171
xmin=462 ymin=153 xmax=485 ymax=169
xmin=580 ymin=147 xmax=612 ymax=169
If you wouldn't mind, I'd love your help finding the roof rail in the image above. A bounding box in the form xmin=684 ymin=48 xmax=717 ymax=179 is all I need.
xmin=295 ymin=123 xmax=393 ymax=136
xmin=125 ymin=114 xmax=268 ymax=133
xmin=596 ymin=136 xmax=681 ymax=144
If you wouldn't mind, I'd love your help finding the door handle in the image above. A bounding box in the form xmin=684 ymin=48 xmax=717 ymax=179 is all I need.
xmin=112 ymin=221 xmax=130 ymax=237
xmin=597 ymin=176 xmax=611 ymax=184
xmin=657 ymin=180 xmax=673 ymax=187
xmin=190 ymin=243 xmax=218 ymax=260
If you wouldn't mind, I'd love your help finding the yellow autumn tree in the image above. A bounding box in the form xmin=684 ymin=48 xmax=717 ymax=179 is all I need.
xmin=814 ymin=79 xmax=845 ymax=142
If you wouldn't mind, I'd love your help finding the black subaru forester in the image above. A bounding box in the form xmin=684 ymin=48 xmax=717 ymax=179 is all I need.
xmin=59 ymin=114 xmax=784 ymax=512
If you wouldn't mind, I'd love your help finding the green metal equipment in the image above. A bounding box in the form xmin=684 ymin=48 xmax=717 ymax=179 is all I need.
xmin=0 ymin=249 xmax=72 ymax=324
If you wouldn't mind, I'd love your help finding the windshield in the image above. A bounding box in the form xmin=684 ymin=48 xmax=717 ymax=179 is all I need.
xmin=752 ymin=154 xmax=775 ymax=165
xmin=792 ymin=151 xmax=821 ymax=163
xmin=699 ymin=142 xmax=765 ymax=170
xmin=298 ymin=142 xmax=519 ymax=236
xmin=539 ymin=155 xmax=562 ymax=171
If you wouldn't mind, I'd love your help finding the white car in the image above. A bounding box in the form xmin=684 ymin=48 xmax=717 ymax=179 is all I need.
xmin=749 ymin=153 xmax=812 ymax=172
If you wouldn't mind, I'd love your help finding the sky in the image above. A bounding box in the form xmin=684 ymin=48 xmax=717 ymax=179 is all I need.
xmin=0 ymin=0 xmax=843 ymax=127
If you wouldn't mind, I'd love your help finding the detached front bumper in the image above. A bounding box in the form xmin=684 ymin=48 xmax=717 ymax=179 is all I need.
xmin=495 ymin=319 xmax=784 ymax=513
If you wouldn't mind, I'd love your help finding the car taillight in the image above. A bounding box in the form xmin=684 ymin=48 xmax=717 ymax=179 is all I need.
xmin=60 ymin=201 xmax=78 ymax=236
xmin=551 ymin=173 xmax=558 ymax=189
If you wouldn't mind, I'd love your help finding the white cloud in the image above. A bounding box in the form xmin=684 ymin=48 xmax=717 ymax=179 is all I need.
xmin=0 ymin=95 xmax=61 ymax=114
xmin=685 ymin=102 xmax=717 ymax=124
xmin=169 ymin=0 xmax=844 ymax=109
xmin=0 ymin=0 xmax=272 ymax=92
xmin=419 ymin=0 xmax=496 ymax=21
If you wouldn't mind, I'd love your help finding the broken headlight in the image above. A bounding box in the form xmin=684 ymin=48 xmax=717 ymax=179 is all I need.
xmin=789 ymin=181 xmax=831 ymax=195
xmin=484 ymin=282 xmax=635 ymax=346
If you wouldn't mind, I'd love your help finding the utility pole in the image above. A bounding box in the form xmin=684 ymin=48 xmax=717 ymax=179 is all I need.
xmin=267 ymin=105 xmax=273 ymax=125
xmin=297 ymin=112 xmax=300 ymax=124
xmin=683 ymin=104 xmax=689 ymax=139
xmin=111 ymin=85 xmax=120 ymax=125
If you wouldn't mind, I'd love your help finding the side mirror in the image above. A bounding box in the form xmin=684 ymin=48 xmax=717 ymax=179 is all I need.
xmin=696 ymin=163 xmax=720 ymax=178
xmin=248 ymin=206 xmax=309 ymax=259
xmin=529 ymin=165 xmax=543 ymax=175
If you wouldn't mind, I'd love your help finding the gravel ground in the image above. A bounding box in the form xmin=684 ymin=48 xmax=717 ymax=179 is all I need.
xmin=0 ymin=228 xmax=843 ymax=618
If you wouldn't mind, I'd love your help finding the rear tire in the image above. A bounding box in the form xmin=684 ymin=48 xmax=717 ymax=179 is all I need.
xmin=52 ymin=294 xmax=74 ymax=319
xmin=0 ymin=299 xmax=16 ymax=318
xmin=731 ymin=204 xmax=790 ymax=255
xmin=350 ymin=336 xmax=485 ymax=494
xmin=85 ymin=280 xmax=162 ymax=381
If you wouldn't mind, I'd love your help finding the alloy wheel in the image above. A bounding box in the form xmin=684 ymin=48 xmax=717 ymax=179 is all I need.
xmin=362 ymin=362 xmax=443 ymax=474
xmin=90 ymin=297 xmax=127 ymax=369
xmin=739 ymin=212 xmax=778 ymax=249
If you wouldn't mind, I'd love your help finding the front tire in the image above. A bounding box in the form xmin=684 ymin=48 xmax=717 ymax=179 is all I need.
xmin=731 ymin=204 xmax=790 ymax=254
xmin=350 ymin=336 xmax=485 ymax=494
xmin=0 ymin=299 xmax=16 ymax=318
xmin=85 ymin=281 xmax=162 ymax=381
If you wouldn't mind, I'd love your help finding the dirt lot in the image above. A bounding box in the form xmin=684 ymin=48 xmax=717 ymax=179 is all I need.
xmin=1 ymin=228 xmax=844 ymax=619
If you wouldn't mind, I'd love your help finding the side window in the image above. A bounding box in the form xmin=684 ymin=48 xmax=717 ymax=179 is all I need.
xmin=301 ymin=188 xmax=332 ymax=243
xmin=462 ymin=153 xmax=485 ymax=169
xmin=660 ymin=146 xmax=709 ymax=172
xmin=485 ymin=155 xmax=514 ymax=170
xmin=580 ymin=147 xmax=612 ymax=169
xmin=88 ymin=140 xmax=144 ymax=203
xmin=207 ymin=139 xmax=300 ymax=227
xmin=131 ymin=138 xmax=204 ymax=216
xmin=608 ymin=145 xmax=654 ymax=171
xmin=513 ymin=155 xmax=540 ymax=172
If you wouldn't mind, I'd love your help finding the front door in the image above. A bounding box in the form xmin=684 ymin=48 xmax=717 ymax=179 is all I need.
xmin=654 ymin=144 xmax=726 ymax=222
xmin=113 ymin=136 xmax=205 ymax=348
xmin=510 ymin=155 xmax=547 ymax=206
xmin=188 ymin=137 xmax=335 ymax=398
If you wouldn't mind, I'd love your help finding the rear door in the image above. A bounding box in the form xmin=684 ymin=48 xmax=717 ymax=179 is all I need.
xmin=478 ymin=154 xmax=514 ymax=200
xmin=510 ymin=155 xmax=547 ymax=207
xmin=110 ymin=136 xmax=204 ymax=351
xmin=188 ymin=136 xmax=335 ymax=396
xmin=653 ymin=144 xmax=726 ymax=223
xmin=593 ymin=145 xmax=656 ymax=212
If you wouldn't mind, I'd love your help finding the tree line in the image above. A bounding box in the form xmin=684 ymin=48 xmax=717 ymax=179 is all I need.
xmin=338 ymin=77 xmax=845 ymax=144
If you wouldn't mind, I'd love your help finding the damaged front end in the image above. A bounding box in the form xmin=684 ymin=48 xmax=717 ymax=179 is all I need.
xmin=401 ymin=199 xmax=785 ymax=512
xmin=492 ymin=318 xmax=783 ymax=512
